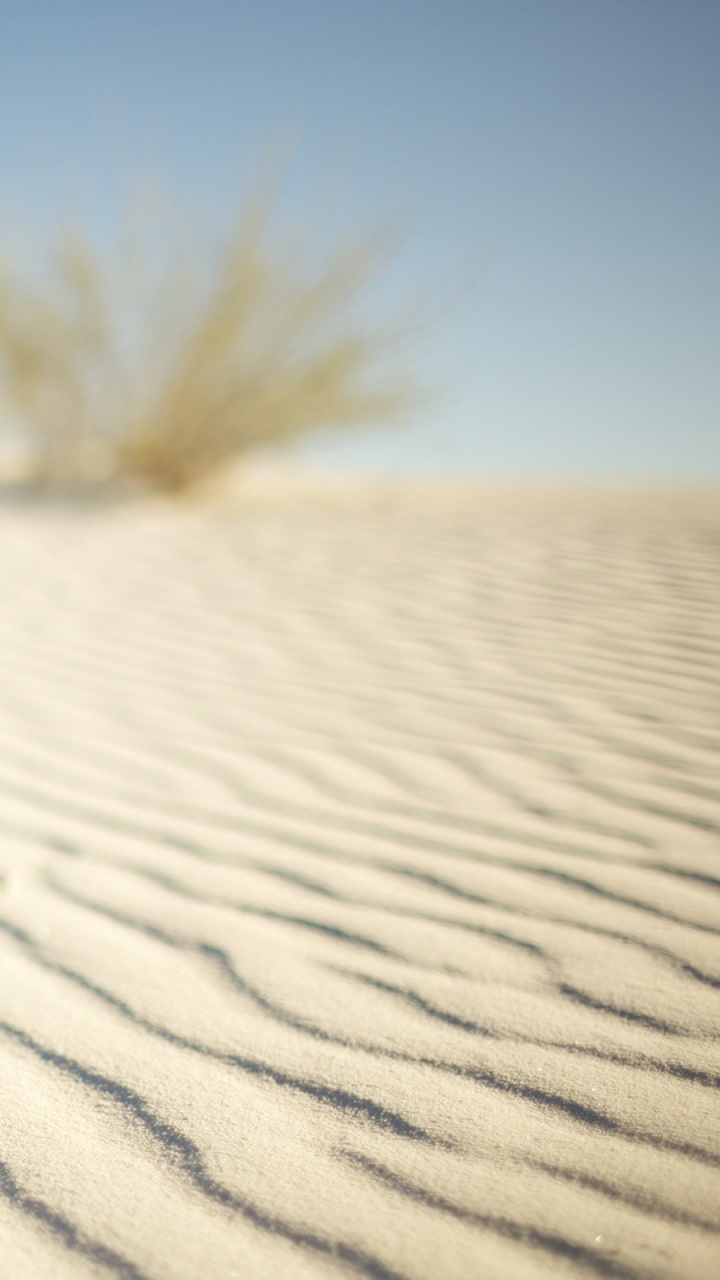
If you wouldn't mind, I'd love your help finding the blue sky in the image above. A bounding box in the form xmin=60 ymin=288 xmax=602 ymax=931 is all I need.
xmin=1 ymin=0 xmax=718 ymax=478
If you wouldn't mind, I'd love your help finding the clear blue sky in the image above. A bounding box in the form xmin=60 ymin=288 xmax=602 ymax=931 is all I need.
xmin=1 ymin=1 xmax=718 ymax=478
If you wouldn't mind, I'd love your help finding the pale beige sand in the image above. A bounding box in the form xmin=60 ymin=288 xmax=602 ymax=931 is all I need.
xmin=0 ymin=480 xmax=718 ymax=1280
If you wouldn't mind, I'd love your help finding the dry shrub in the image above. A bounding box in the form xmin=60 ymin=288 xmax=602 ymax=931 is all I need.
xmin=0 ymin=186 xmax=423 ymax=494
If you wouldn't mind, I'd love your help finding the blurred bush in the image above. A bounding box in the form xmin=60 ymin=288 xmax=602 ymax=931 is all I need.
xmin=0 ymin=182 xmax=422 ymax=495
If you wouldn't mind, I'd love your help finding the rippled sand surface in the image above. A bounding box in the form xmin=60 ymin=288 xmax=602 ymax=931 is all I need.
xmin=0 ymin=482 xmax=718 ymax=1280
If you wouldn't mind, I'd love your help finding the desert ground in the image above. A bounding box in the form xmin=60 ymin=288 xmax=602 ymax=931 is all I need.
xmin=0 ymin=478 xmax=718 ymax=1280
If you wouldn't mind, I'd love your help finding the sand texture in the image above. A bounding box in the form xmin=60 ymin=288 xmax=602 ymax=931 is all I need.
xmin=0 ymin=482 xmax=718 ymax=1280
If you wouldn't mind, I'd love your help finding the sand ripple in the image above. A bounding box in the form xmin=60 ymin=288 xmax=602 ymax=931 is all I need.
xmin=0 ymin=483 xmax=717 ymax=1279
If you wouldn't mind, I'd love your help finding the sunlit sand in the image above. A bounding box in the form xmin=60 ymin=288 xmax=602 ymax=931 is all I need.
xmin=0 ymin=477 xmax=718 ymax=1279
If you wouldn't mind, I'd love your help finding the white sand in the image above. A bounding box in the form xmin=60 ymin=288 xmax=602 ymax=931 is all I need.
xmin=0 ymin=479 xmax=718 ymax=1280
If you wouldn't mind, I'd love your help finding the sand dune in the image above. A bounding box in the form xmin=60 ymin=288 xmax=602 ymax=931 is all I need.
xmin=0 ymin=480 xmax=718 ymax=1279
